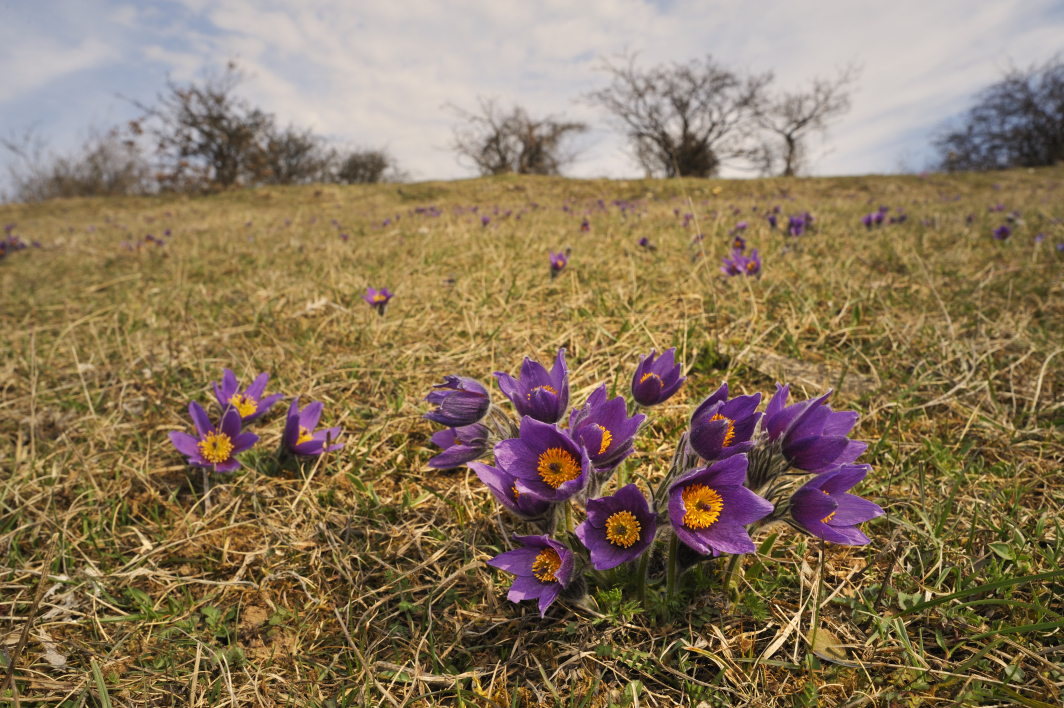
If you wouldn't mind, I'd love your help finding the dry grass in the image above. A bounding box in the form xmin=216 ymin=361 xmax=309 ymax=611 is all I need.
xmin=1 ymin=169 xmax=1063 ymax=707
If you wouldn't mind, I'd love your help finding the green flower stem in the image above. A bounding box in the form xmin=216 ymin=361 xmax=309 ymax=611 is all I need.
xmin=636 ymin=548 xmax=652 ymax=610
xmin=720 ymin=553 xmax=742 ymax=602
xmin=666 ymin=534 xmax=679 ymax=601
xmin=563 ymin=502 xmax=573 ymax=534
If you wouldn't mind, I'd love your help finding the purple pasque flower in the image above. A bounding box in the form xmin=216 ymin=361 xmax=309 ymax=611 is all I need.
xmin=169 ymin=403 xmax=258 ymax=473
xmin=721 ymin=249 xmax=744 ymax=276
xmin=364 ymin=286 xmax=393 ymax=315
xmin=861 ymin=213 xmax=874 ymax=229
xmin=763 ymin=384 xmax=866 ymax=473
xmin=789 ymin=465 xmax=883 ymax=545
xmin=212 ymin=369 xmax=284 ymax=423
xmin=576 ymin=484 xmax=657 ymax=570
xmin=743 ymin=248 xmax=762 ymax=276
xmin=631 ymin=347 xmax=685 ymax=407
xmin=689 ymin=383 xmax=761 ymax=462
xmin=668 ymin=455 xmax=773 ymax=556
xmin=993 ymin=225 xmax=1011 ymax=240
xmin=568 ymin=385 xmax=645 ymax=473
xmin=486 ymin=534 xmax=574 ymax=617
xmin=734 ymin=220 xmax=748 ymax=232
xmin=281 ymin=398 xmax=343 ymax=457
xmin=550 ymin=250 xmax=568 ymax=279
xmin=468 ymin=460 xmax=551 ymax=519
xmin=428 ymin=424 xmax=491 ymax=469
xmin=731 ymin=234 xmax=746 ymax=251
xmin=492 ymin=416 xmax=590 ymax=502
xmin=494 ymin=349 xmax=569 ymax=424
xmin=424 ymin=376 xmax=491 ymax=427
xmin=767 ymin=213 xmax=778 ymax=229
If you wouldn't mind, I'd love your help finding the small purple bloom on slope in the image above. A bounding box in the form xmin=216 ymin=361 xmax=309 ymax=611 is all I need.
xmin=169 ymin=403 xmax=258 ymax=473
xmin=423 ymin=376 xmax=491 ymax=427
xmin=549 ymin=250 xmax=568 ymax=279
xmin=668 ymin=455 xmax=773 ymax=556
xmin=481 ymin=216 xmax=491 ymax=227
xmin=631 ymin=347 xmax=685 ymax=407
xmin=576 ymin=484 xmax=657 ymax=570
xmin=494 ymin=349 xmax=569 ymax=424
xmin=487 ymin=535 xmax=574 ymax=617
xmin=993 ymin=225 xmax=1011 ymax=240
xmin=281 ymin=398 xmax=343 ymax=457
xmin=689 ymin=383 xmax=761 ymax=462
xmin=429 ymin=424 xmax=491 ymax=469
xmin=492 ymin=416 xmax=590 ymax=502
xmin=767 ymin=214 xmax=778 ymax=229
xmin=364 ymin=286 xmax=393 ymax=315
xmin=213 ymin=369 xmax=284 ymax=423
xmin=569 ymin=384 xmax=645 ymax=473
xmin=789 ymin=465 xmax=883 ymax=545
xmin=731 ymin=235 xmax=746 ymax=251
xmin=763 ymin=384 xmax=866 ymax=473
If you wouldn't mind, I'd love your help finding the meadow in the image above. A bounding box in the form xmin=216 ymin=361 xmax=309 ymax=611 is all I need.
xmin=1 ymin=169 xmax=1063 ymax=707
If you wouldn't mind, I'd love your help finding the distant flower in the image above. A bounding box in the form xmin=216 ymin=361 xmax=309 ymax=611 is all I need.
xmin=549 ymin=250 xmax=568 ymax=279
xmin=668 ymin=456 xmax=773 ymax=556
xmin=722 ymin=248 xmax=760 ymax=276
xmin=169 ymin=403 xmax=258 ymax=473
xmin=965 ymin=214 xmax=976 ymax=224
xmin=487 ymin=534 xmax=574 ymax=617
xmin=430 ymin=424 xmax=492 ymax=469
xmin=789 ymin=465 xmax=883 ymax=545
xmin=493 ymin=417 xmax=589 ymax=502
xmin=861 ymin=214 xmax=873 ymax=229
xmin=767 ymin=214 xmax=778 ymax=229
xmin=763 ymin=384 xmax=866 ymax=473
xmin=340 ymin=233 xmax=349 ymax=242
xmin=1035 ymin=233 xmax=1046 ymax=243
xmin=281 ymin=398 xmax=343 ymax=457
xmin=212 ymin=369 xmax=284 ymax=422
xmin=481 ymin=215 xmax=491 ymax=227
xmin=743 ymin=248 xmax=762 ymax=276
xmin=580 ymin=218 xmax=590 ymax=232
xmin=576 ymin=484 xmax=657 ymax=570
xmin=631 ymin=347 xmax=685 ymax=407
xmin=468 ymin=458 xmax=551 ymax=517
xmin=993 ymin=225 xmax=1011 ymax=240
xmin=494 ymin=349 xmax=569 ymax=424
xmin=734 ymin=220 xmax=748 ymax=231
xmin=569 ymin=385 xmax=645 ymax=473
xmin=638 ymin=236 xmax=656 ymax=250
xmin=423 ymin=376 xmax=491 ymax=427
xmin=989 ymin=203 xmax=1005 ymax=212
xmin=364 ymin=286 xmax=393 ymax=315
xmin=689 ymin=383 xmax=761 ymax=462
xmin=1057 ymin=243 xmax=1064 ymax=252
xmin=731 ymin=234 xmax=746 ymax=251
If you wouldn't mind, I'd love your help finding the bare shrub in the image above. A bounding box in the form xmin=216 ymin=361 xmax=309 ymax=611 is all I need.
xmin=262 ymin=125 xmax=333 ymax=185
xmin=450 ymin=99 xmax=587 ymax=176
xmin=585 ymin=54 xmax=770 ymax=178
xmin=2 ymin=128 xmax=152 ymax=202
xmin=751 ymin=66 xmax=857 ymax=177
xmin=935 ymin=56 xmax=1064 ymax=171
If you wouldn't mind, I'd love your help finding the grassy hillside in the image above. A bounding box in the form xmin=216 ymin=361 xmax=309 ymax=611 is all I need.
xmin=1 ymin=170 xmax=1063 ymax=707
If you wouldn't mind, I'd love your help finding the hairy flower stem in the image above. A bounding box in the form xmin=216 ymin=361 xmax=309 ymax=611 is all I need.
xmin=666 ymin=534 xmax=679 ymax=602
xmin=636 ymin=549 xmax=651 ymax=610
xmin=720 ymin=553 xmax=742 ymax=603
xmin=563 ymin=503 xmax=573 ymax=535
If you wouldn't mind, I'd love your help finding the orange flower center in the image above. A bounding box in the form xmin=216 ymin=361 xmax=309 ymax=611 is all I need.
xmin=709 ymin=413 xmax=736 ymax=447
xmin=532 ymin=548 xmax=562 ymax=583
xmin=296 ymin=426 xmax=315 ymax=446
xmin=372 ymin=293 xmax=387 ymax=303
xmin=536 ymin=447 xmax=581 ymax=488
xmin=681 ymin=484 xmax=724 ymax=529
xmin=605 ymin=511 xmax=641 ymax=548
xmin=198 ymin=431 xmax=234 ymax=464
xmin=527 ymin=384 xmax=558 ymax=401
xmin=639 ymin=372 xmax=662 ymax=387
xmin=594 ymin=425 xmax=612 ymax=454
xmin=229 ymin=393 xmax=258 ymax=418
xmin=821 ymin=489 xmax=836 ymax=523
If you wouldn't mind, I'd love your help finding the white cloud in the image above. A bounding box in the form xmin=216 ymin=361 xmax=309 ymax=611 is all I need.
xmin=1 ymin=0 xmax=1063 ymax=182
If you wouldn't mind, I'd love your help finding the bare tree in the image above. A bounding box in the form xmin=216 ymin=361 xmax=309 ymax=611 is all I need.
xmin=935 ymin=56 xmax=1064 ymax=171
xmin=2 ymin=127 xmax=151 ymax=202
xmin=752 ymin=66 xmax=858 ymax=177
xmin=585 ymin=54 xmax=771 ymax=178
xmin=261 ymin=125 xmax=333 ymax=185
xmin=450 ymin=99 xmax=587 ymax=176
xmin=134 ymin=63 xmax=275 ymax=192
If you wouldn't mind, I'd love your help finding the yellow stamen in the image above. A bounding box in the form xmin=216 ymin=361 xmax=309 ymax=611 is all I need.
xmin=372 ymin=293 xmax=387 ymax=303
xmin=605 ymin=510 xmax=641 ymax=548
xmin=512 ymin=483 xmax=521 ymax=501
xmin=229 ymin=393 xmax=258 ymax=418
xmin=709 ymin=413 xmax=736 ymax=447
xmin=532 ymin=548 xmax=562 ymax=583
xmin=639 ymin=372 xmax=662 ymax=387
xmin=537 ymin=447 xmax=582 ymax=488
xmin=595 ymin=425 xmax=612 ymax=454
xmin=821 ymin=489 xmax=836 ymax=523
xmin=746 ymin=261 xmax=758 ymax=272
xmin=296 ymin=426 xmax=315 ymax=445
xmin=198 ymin=431 xmax=234 ymax=464
xmin=681 ymin=484 xmax=724 ymax=529
xmin=527 ymin=384 xmax=558 ymax=401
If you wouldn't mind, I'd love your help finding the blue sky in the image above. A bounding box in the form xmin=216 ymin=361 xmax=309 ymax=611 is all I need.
xmin=2 ymin=0 xmax=1063 ymax=183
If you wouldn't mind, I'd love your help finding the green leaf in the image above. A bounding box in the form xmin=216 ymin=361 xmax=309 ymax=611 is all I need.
xmin=989 ymin=543 xmax=1015 ymax=561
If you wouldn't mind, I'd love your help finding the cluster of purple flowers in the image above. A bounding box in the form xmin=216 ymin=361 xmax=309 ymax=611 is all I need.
xmin=721 ymin=232 xmax=761 ymax=277
xmin=861 ymin=206 xmax=907 ymax=228
xmin=0 ymin=224 xmax=30 ymax=259
xmin=787 ymin=212 xmax=812 ymax=237
xmin=423 ymin=347 xmax=882 ymax=617
xmin=169 ymin=369 xmax=343 ymax=476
